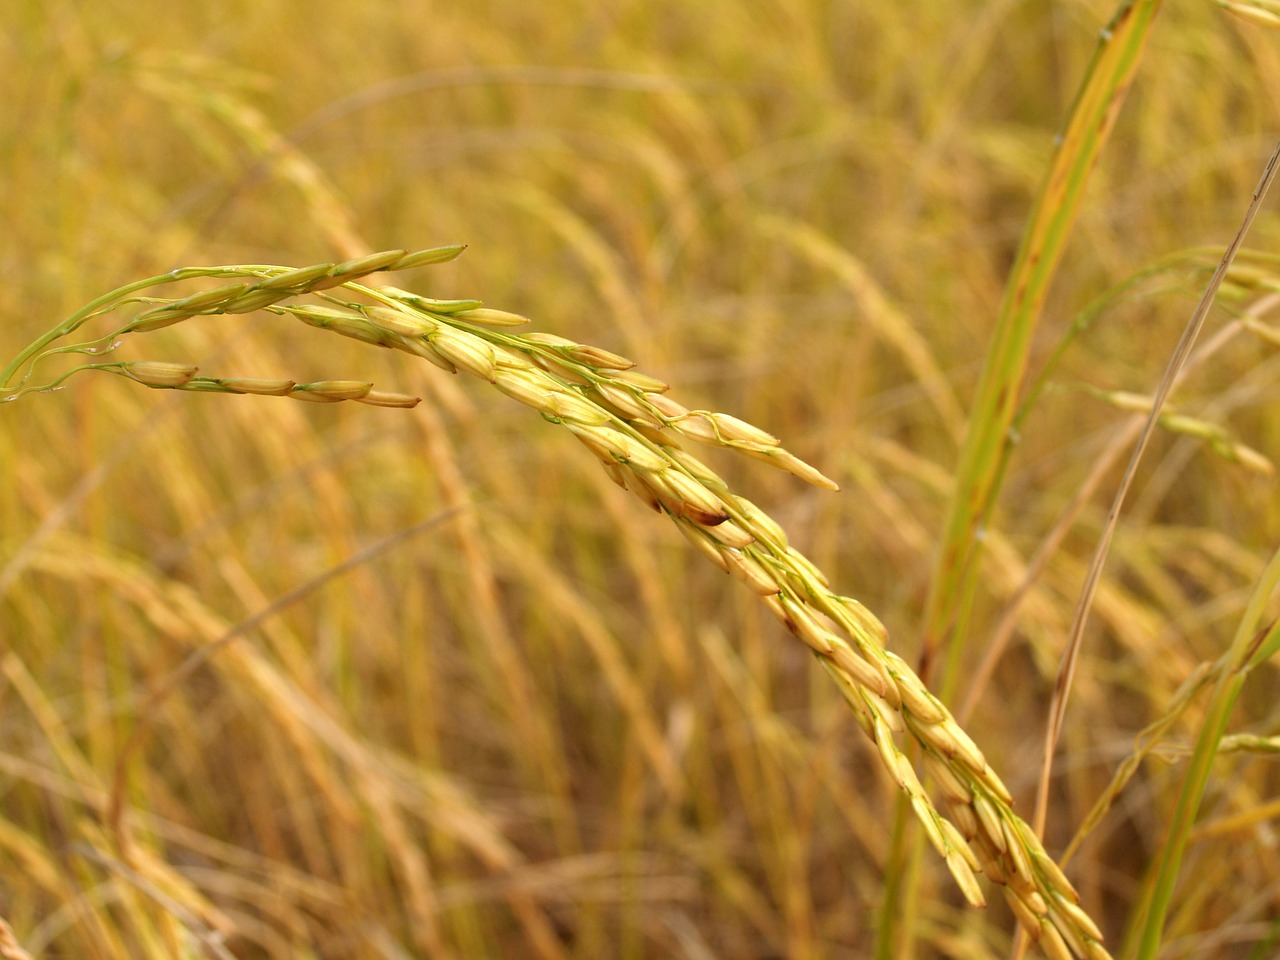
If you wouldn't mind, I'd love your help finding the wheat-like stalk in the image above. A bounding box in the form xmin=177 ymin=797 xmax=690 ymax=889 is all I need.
xmin=0 ymin=915 xmax=33 ymax=960
xmin=0 ymin=248 xmax=1111 ymax=960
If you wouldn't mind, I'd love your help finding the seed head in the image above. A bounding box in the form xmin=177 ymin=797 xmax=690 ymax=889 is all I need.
xmin=366 ymin=304 xmax=438 ymax=337
xmin=356 ymin=390 xmax=421 ymax=408
xmin=169 ymin=282 xmax=250 ymax=312
xmin=719 ymin=548 xmax=781 ymax=595
xmin=492 ymin=367 xmax=561 ymax=414
xmin=564 ymin=344 xmax=635 ymax=370
xmin=258 ymin=263 xmax=335 ymax=291
xmin=547 ymin=392 xmax=614 ymax=427
xmin=290 ymin=380 xmax=373 ymax=402
xmin=451 ymin=307 xmax=532 ymax=327
xmin=392 ymin=244 xmax=467 ymax=270
xmin=220 ymin=377 xmax=296 ymax=396
xmin=123 ymin=361 xmax=199 ymax=387
xmin=430 ymin=328 xmax=497 ymax=381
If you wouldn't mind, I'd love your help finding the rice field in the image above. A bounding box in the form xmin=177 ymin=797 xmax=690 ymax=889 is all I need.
xmin=2 ymin=2 xmax=1280 ymax=958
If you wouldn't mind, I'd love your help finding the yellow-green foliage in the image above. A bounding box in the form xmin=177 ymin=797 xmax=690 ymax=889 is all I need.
xmin=2 ymin=2 xmax=1279 ymax=959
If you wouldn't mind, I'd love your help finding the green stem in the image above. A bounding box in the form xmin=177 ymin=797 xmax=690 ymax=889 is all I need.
xmin=1132 ymin=543 xmax=1280 ymax=959
xmin=0 ymin=263 xmax=302 ymax=391
xmin=886 ymin=5 xmax=1164 ymax=957
xmin=0 ymin=271 xmax=186 ymax=389
xmin=921 ymin=0 xmax=1165 ymax=686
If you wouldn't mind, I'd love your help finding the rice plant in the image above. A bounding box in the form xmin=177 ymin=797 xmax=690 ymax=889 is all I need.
xmin=3 ymin=2 xmax=1279 ymax=959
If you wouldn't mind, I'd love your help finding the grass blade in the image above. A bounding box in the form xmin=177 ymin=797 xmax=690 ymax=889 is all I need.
xmin=1129 ymin=140 xmax=1280 ymax=960
xmin=921 ymin=0 xmax=1166 ymax=686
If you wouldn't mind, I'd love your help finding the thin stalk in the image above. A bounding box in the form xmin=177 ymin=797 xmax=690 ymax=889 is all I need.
xmin=1034 ymin=137 xmax=1280 ymax=839
xmin=921 ymin=0 xmax=1165 ymax=688
xmin=1131 ymin=544 xmax=1280 ymax=959
xmin=884 ymin=6 xmax=1164 ymax=958
xmin=1125 ymin=146 xmax=1280 ymax=960
xmin=0 ymin=270 xmax=187 ymax=389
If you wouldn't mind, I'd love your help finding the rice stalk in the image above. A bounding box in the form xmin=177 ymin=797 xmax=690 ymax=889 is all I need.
xmin=12 ymin=529 xmax=573 ymax=958
xmin=907 ymin=6 xmax=1164 ymax=951
xmin=1 ymin=249 xmax=1114 ymax=959
xmin=922 ymin=0 xmax=1166 ymax=687
xmin=0 ymin=915 xmax=34 ymax=960
xmin=1046 ymin=137 xmax=1280 ymax=960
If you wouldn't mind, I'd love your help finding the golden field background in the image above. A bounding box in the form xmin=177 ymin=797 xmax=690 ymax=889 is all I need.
xmin=2 ymin=1 xmax=1280 ymax=957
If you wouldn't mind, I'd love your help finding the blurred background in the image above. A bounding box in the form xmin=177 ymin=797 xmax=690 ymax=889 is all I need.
xmin=2 ymin=1 xmax=1279 ymax=957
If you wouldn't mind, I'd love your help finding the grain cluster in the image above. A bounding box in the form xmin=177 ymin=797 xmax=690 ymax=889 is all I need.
xmin=0 ymin=248 xmax=1113 ymax=959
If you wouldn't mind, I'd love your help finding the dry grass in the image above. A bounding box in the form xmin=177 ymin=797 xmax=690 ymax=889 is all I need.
xmin=3 ymin=2 xmax=1280 ymax=959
